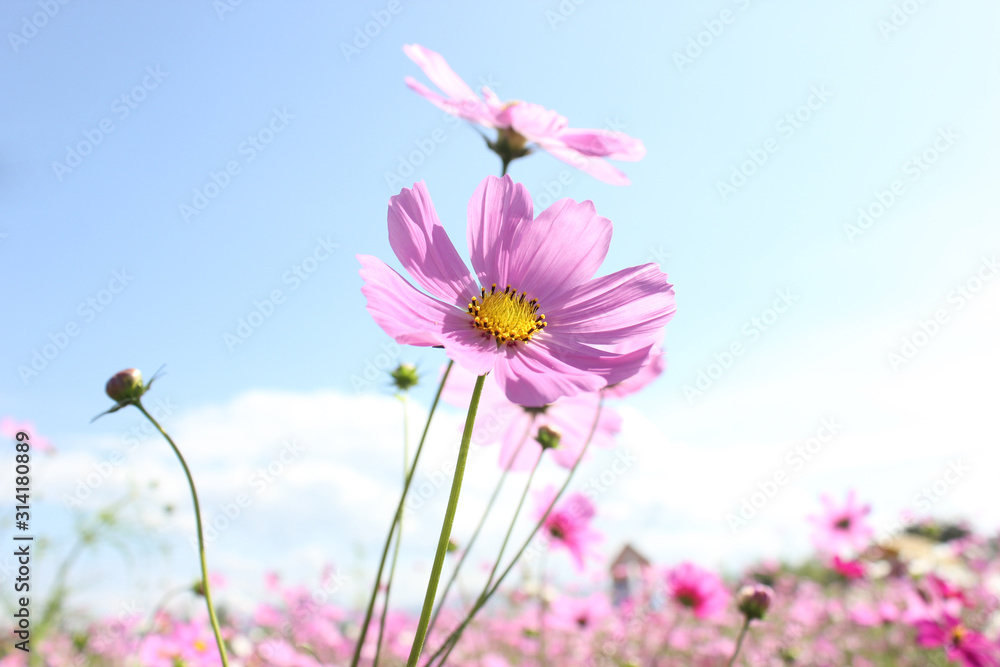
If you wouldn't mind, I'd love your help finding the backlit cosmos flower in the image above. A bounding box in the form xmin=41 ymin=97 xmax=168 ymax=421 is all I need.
xmin=358 ymin=175 xmax=675 ymax=406
xmin=404 ymin=44 xmax=646 ymax=185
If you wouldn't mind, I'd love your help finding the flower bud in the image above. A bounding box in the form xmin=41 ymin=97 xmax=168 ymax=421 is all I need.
xmin=105 ymin=368 xmax=145 ymax=403
xmin=390 ymin=363 xmax=419 ymax=391
xmin=736 ymin=583 xmax=773 ymax=621
xmin=535 ymin=425 xmax=562 ymax=451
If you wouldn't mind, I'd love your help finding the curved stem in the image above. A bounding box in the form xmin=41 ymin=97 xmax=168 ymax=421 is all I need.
xmin=136 ymin=401 xmax=230 ymax=667
xmin=483 ymin=448 xmax=541 ymax=592
xmin=425 ymin=399 xmax=605 ymax=667
xmin=405 ymin=374 xmax=486 ymax=667
xmin=352 ymin=360 xmax=455 ymax=667
xmin=726 ymin=618 xmax=752 ymax=667
xmin=374 ymin=395 xmax=413 ymax=667
xmin=427 ymin=417 xmax=535 ymax=636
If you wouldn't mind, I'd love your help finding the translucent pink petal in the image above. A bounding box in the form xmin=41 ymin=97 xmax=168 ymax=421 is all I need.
xmin=547 ymin=263 xmax=676 ymax=345
xmin=403 ymin=77 xmax=495 ymax=126
xmin=537 ymin=141 xmax=633 ymax=186
xmin=438 ymin=316 xmax=500 ymax=376
xmin=498 ymin=102 xmax=568 ymax=140
xmin=387 ymin=181 xmax=478 ymax=307
xmin=466 ymin=175 xmax=534 ymax=287
xmin=492 ymin=342 xmax=605 ymax=407
xmin=357 ymin=254 xmax=450 ymax=347
xmin=498 ymin=412 xmax=543 ymax=471
xmin=603 ymin=346 xmax=666 ymax=398
xmin=540 ymin=338 xmax=658 ymax=388
xmin=557 ymin=129 xmax=646 ymax=161
xmin=403 ymin=44 xmax=479 ymax=102
xmin=503 ymin=198 xmax=612 ymax=303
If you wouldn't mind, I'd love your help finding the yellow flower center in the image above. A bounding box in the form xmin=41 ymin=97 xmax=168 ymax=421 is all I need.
xmin=194 ymin=639 xmax=207 ymax=652
xmin=467 ymin=283 xmax=546 ymax=345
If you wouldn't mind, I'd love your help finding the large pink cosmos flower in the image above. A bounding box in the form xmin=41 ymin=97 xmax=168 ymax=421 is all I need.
xmin=358 ymin=175 xmax=675 ymax=407
xmin=808 ymin=489 xmax=874 ymax=556
xmin=534 ymin=486 xmax=602 ymax=571
xmin=915 ymin=615 xmax=1000 ymax=667
xmin=404 ymin=44 xmax=646 ymax=185
xmin=442 ymin=364 xmax=622 ymax=471
xmin=664 ymin=562 xmax=731 ymax=620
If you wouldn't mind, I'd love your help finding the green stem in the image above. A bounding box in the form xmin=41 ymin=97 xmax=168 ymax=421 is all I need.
xmin=136 ymin=401 xmax=230 ymax=667
xmin=351 ymin=361 xmax=454 ymax=667
xmin=483 ymin=448 xmax=541 ymax=592
xmin=726 ymin=618 xmax=751 ymax=667
xmin=427 ymin=417 xmax=535 ymax=636
xmin=538 ymin=549 xmax=548 ymax=667
xmin=405 ymin=374 xmax=486 ymax=667
xmin=425 ymin=399 xmax=605 ymax=667
xmin=374 ymin=395 xmax=412 ymax=667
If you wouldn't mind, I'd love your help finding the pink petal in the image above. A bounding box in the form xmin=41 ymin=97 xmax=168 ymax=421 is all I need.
xmin=541 ymin=338 xmax=658 ymax=388
xmin=403 ymin=44 xmax=479 ymax=103
xmin=557 ymin=129 xmax=646 ymax=161
xmin=498 ymin=102 xmax=568 ymax=140
xmin=404 ymin=77 xmax=495 ymax=127
xmin=503 ymin=197 xmax=611 ymax=304
xmin=357 ymin=254 xmax=450 ymax=346
xmin=546 ymin=263 xmax=676 ymax=346
xmin=438 ymin=314 xmax=500 ymax=376
xmin=466 ymin=175 xmax=534 ymax=287
xmin=492 ymin=342 xmax=605 ymax=407
xmin=537 ymin=141 xmax=633 ymax=186
xmin=387 ymin=181 xmax=478 ymax=307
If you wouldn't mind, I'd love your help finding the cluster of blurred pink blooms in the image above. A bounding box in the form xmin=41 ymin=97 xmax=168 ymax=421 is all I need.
xmin=8 ymin=487 xmax=1000 ymax=666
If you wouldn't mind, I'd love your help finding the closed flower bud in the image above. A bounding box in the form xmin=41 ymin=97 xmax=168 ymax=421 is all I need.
xmin=391 ymin=363 xmax=419 ymax=391
xmin=535 ymin=425 xmax=562 ymax=451
xmin=105 ymin=368 xmax=145 ymax=403
xmin=736 ymin=583 xmax=773 ymax=621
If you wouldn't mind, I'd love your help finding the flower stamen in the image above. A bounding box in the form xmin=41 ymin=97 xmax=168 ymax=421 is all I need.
xmin=467 ymin=283 xmax=546 ymax=345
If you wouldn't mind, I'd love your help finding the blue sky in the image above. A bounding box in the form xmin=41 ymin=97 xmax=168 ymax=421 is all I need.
xmin=2 ymin=1 xmax=999 ymax=615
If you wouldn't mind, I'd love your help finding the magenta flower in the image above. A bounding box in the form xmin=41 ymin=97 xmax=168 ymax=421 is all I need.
xmin=664 ymin=562 xmax=731 ymax=620
xmin=808 ymin=489 xmax=874 ymax=556
xmin=358 ymin=175 xmax=675 ymax=406
xmin=915 ymin=615 xmax=1000 ymax=667
xmin=404 ymin=44 xmax=646 ymax=185
xmin=442 ymin=365 xmax=621 ymax=471
xmin=534 ymin=485 xmax=602 ymax=571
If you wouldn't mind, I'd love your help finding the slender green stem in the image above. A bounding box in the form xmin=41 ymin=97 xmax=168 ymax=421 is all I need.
xmin=374 ymin=395 xmax=413 ymax=666
xmin=136 ymin=401 xmax=230 ymax=667
xmin=726 ymin=618 xmax=752 ymax=667
xmin=425 ymin=399 xmax=605 ymax=667
xmin=427 ymin=417 xmax=535 ymax=636
xmin=352 ymin=361 xmax=454 ymax=667
xmin=405 ymin=374 xmax=486 ymax=667
xmin=538 ymin=549 xmax=548 ymax=667
xmin=483 ymin=449 xmax=541 ymax=592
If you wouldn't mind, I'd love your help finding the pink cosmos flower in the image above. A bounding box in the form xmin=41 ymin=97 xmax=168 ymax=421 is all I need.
xmin=404 ymin=44 xmax=646 ymax=185
xmin=442 ymin=364 xmax=621 ymax=471
xmin=534 ymin=485 xmax=602 ymax=571
xmin=915 ymin=615 xmax=1000 ymax=667
xmin=664 ymin=562 xmax=731 ymax=620
xmin=808 ymin=489 xmax=874 ymax=556
xmin=358 ymin=175 xmax=675 ymax=406
xmin=830 ymin=555 xmax=866 ymax=580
